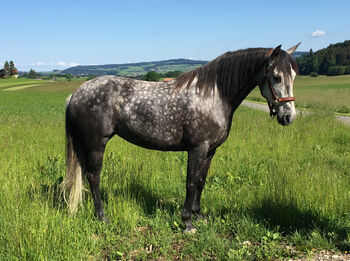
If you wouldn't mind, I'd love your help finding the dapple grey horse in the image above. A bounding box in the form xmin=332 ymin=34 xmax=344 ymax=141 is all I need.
xmin=61 ymin=43 xmax=300 ymax=232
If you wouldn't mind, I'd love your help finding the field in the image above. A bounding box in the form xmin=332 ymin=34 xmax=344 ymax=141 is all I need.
xmin=247 ymin=75 xmax=350 ymax=114
xmin=0 ymin=77 xmax=350 ymax=260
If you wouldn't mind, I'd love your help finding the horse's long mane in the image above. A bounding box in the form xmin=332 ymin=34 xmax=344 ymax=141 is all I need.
xmin=174 ymin=48 xmax=298 ymax=97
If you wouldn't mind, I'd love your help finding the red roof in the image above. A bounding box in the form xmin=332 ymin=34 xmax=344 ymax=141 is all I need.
xmin=162 ymin=78 xmax=174 ymax=82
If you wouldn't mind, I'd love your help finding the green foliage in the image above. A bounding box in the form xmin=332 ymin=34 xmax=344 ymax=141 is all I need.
xmin=9 ymin=61 xmax=17 ymax=76
xmin=86 ymin=74 xmax=97 ymax=81
xmin=163 ymin=70 xmax=182 ymax=78
xmin=327 ymin=66 xmax=346 ymax=76
xmin=28 ymin=69 xmax=38 ymax=79
xmin=65 ymin=74 xmax=73 ymax=81
xmin=297 ymin=40 xmax=350 ymax=75
xmin=3 ymin=61 xmax=10 ymax=77
xmin=1 ymin=61 xmax=18 ymax=78
xmin=310 ymin=72 xmax=319 ymax=77
xmin=142 ymin=71 xmax=160 ymax=81
xmin=345 ymin=66 xmax=350 ymax=75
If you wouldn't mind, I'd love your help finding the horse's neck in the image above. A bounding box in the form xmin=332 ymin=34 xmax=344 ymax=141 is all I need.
xmin=229 ymin=63 xmax=264 ymax=112
xmin=232 ymin=82 xmax=258 ymax=111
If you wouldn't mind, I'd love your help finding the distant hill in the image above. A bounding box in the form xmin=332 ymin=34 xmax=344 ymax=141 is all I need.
xmin=62 ymin=58 xmax=208 ymax=76
xmin=293 ymin=51 xmax=308 ymax=58
xmin=61 ymin=52 xmax=307 ymax=77
xmin=296 ymin=40 xmax=350 ymax=75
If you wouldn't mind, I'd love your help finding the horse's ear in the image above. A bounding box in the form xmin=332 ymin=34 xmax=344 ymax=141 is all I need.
xmin=266 ymin=45 xmax=282 ymax=64
xmin=271 ymin=45 xmax=282 ymax=59
xmin=286 ymin=42 xmax=301 ymax=55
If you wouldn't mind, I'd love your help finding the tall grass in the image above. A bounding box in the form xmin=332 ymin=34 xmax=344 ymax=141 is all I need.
xmin=0 ymin=90 xmax=350 ymax=260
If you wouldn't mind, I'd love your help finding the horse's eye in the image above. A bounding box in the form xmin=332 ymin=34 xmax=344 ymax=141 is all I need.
xmin=273 ymin=76 xmax=281 ymax=83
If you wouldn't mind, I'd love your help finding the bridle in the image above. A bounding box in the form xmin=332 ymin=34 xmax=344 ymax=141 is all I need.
xmin=259 ymin=48 xmax=296 ymax=118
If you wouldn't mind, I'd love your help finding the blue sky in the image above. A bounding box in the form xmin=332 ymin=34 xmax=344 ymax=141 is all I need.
xmin=2 ymin=0 xmax=350 ymax=71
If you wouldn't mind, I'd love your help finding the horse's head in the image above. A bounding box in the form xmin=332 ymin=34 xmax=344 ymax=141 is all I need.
xmin=259 ymin=43 xmax=300 ymax=126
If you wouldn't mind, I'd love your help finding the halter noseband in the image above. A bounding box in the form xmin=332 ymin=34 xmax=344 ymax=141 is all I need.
xmin=260 ymin=49 xmax=296 ymax=118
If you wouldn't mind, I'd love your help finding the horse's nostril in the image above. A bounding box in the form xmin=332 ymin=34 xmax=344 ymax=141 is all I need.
xmin=285 ymin=115 xmax=291 ymax=123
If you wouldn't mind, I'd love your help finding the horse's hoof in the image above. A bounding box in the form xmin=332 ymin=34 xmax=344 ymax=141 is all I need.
xmin=99 ymin=215 xmax=110 ymax=223
xmin=198 ymin=218 xmax=208 ymax=224
xmin=196 ymin=214 xmax=208 ymax=223
xmin=184 ymin=227 xmax=197 ymax=234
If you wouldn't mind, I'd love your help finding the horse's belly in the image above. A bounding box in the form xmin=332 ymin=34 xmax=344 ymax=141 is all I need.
xmin=115 ymin=120 xmax=185 ymax=151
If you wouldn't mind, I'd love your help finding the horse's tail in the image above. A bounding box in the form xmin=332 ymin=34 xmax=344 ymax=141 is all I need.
xmin=60 ymin=94 xmax=85 ymax=214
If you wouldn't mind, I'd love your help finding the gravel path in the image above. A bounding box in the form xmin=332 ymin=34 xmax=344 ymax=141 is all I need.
xmin=241 ymin=101 xmax=350 ymax=126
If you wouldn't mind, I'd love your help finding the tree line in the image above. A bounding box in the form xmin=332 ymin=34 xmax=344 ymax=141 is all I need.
xmin=0 ymin=61 xmax=18 ymax=78
xmin=296 ymin=40 xmax=350 ymax=76
xmin=141 ymin=70 xmax=183 ymax=81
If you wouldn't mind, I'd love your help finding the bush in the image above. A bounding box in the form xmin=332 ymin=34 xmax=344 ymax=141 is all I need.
xmin=65 ymin=74 xmax=73 ymax=81
xmin=310 ymin=72 xmax=319 ymax=77
xmin=327 ymin=66 xmax=346 ymax=76
xmin=86 ymin=74 xmax=97 ymax=81
xmin=344 ymin=66 xmax=350 ymax=75
xmin=142 ymin=71 xmax=160 ymax=82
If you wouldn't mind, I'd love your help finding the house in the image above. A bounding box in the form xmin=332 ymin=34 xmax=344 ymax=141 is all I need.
xmin=162 ymin=78 xmax=174 ymax=82
xmin=12 ymin=69 xmax=19 ymax=79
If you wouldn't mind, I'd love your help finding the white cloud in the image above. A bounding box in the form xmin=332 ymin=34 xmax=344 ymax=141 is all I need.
xmin=57 ymin=61 xmax=67 ymax=66
xmin=311 ymin=29 xmax=326 ymax=38
xmin=37 ymin=62 xmax=44 ymax=66
xmin=69 ymin=62 xmax=79 ymax=67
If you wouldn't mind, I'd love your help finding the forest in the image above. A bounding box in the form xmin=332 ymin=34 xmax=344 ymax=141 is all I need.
xmin=296 ymin=40 xmax=350 ymax=76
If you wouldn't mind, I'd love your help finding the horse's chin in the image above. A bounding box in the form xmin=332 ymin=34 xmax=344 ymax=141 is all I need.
xmin=277 ymin=110 xmax=295 ymax=126
xmin=276 ymin=104 xmax=296 ymax=126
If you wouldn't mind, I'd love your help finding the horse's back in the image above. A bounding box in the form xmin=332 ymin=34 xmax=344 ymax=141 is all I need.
xmin=68 ymin=76 xmax=188 ymax=150
xmin=67 ymin=75 xmax=230 ymax=151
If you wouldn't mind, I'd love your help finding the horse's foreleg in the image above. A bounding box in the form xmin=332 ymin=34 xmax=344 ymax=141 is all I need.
xmin=192 ymin=149 xmax=216 ymax=220
xmin=182 ymin=143 xmax=209 ymax=233
xmin=86 ymin=141 xmax=109 ymax=222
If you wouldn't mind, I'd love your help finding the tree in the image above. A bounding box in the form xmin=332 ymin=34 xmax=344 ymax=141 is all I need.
xmin=142 ymin=71 xmax=160 ymax=81
xmin=66 ymin=74 xmax=73 ymax=81
xmin=345 ymin=66 xmax=350 ymax=75
xmin=327 ymin=66 xmax=346 ymax=76
xmin=164 ymin=70 xmax=182 ymax=78
xmin=309 ymin=48 xmax=314 ymax=57
xmin=3 ymin=61 xmax=10 ymax=78
xmin=9 ymin=61 xmax=16 ymax=76
xmin=86 ymin=74 xmax=97 ymax=81
xmin=28 ymin=69 xmax=37 ymax=79
xmin=297 ymin=40 xmax=350 ymax=75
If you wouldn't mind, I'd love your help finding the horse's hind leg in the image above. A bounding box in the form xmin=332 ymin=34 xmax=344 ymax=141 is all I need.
xmin=85 ymin=136 xmax=109 ymax=222
xmin=192 ymin=149 xmax=216 ymax=220
xmin=182 ymin=143 xmax=209 ymax=233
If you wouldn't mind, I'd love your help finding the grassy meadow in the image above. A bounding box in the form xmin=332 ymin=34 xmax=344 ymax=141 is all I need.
xmin=0 ymin=77 xmax=350 ymax=260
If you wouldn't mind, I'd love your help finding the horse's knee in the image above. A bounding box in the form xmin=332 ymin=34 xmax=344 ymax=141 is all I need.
xmin=186 ymin=181 xmax=197 ymax=192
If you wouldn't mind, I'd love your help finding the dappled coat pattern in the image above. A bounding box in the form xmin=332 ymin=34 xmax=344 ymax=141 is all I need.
xmin=61 ymin=44 xmax=300 ymax=232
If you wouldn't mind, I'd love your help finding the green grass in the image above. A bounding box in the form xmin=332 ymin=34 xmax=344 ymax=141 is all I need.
xmin=0 ymin=78 xmax=87 ymax=92
xmin=247 ymin=75 xmax=350 ymax=114
xmin=22 ymin=81 xmax=84 ymax=92
xmin=54 ymin=76 xmax=88 ymax=82
xmin=1 ymin=83 xmax=350 ymax=260
xmin=0 ymin=78 xmax=48 ymax=90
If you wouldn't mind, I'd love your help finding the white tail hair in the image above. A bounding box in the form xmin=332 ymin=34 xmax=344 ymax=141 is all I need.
xmin=60 ymin=94 xmax=85 ymax=214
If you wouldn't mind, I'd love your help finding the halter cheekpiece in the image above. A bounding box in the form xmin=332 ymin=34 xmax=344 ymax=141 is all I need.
xmin=260 ymin=48 xmax=296 ymax=118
